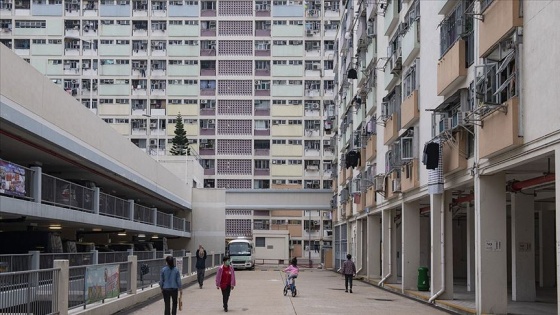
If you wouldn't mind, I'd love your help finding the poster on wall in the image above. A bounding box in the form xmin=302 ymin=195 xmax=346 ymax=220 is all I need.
xmin=0 ymin=160 xmax=26 ymax=197
xmin=85 ymin=264 xmax=120 ymax=304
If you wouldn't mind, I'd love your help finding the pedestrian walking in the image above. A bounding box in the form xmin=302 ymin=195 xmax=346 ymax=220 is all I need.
xmin=340 ymin=254 xmax=356 ymax=293
xmin=159 ymin=256 xmax=182 ymax=315
xmin=216 ymin=256 xmax=236 ymax=312
xmin=196 ymin=244 xmax=207 ymax=288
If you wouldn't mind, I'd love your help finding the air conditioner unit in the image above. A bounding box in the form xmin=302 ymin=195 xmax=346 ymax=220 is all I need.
xmin=200 ymin=100 xmax=207 ymax=104
xmin=312 ymin=103 xmax=320 ymax=109
xmin=272 ymin=160 xmax=277 ymax=164
xmin=374 ymin=175 xmax=385 ymax=192
xmin=149 ymin=139 xmax=157 ymax=145
xmin=306 ymin=165 xmax=319 ymax=171
xmin=367 ymin=23 xmax=377 ymax=37
xmin=392 ymin=178 xmax=401 ymax=193
xmin=390 ymin=54 xmax=402 ymax=75
xmin=312 ymin=64 xmax=320 ymax=70
xmin=452 ymin=111 xmax=470 ymax=128
xmin=438 ymin=117 xmax=450 ymax=133
xmin=306 ymin=29 xmax=313 ymax=36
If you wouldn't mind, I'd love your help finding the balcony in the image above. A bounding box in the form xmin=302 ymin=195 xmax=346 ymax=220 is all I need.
xmin=386 ymin=170 xmax=399 ymax=199
xmin=442 ymin=130 xmax=468 ymax=175
xmin=344 ymin=200 xmax=352 ymax=219
xmin=338 ymin=168 xmax=346 ymax=186
xmin=254 ymin=169 xmax=270 ymax=176
xmin=400 ymin=159 xmax=419 ymax=193
xmin=400 ymin=90 xmax=419 ymax=129
xmin=383 ymin=113 xmax=399 ymax=145
xmin=479 ymin=96 xmax=523 ymax=159
xmin=254 ymin=129 xmax=270 ymax=136
xmin=437 ymin=39 xmax=467 ymax=96
xmin=402 ymin=20 xmax=419 ymax=66
xmin=365 ymin=134 xmax=377 ymax=161
xmin=479 ymin=0 xmax=523 ymax=57
xmin=254 ymin=148 xmax=269 ymax=156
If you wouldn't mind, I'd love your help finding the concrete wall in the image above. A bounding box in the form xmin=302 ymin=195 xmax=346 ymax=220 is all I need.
xmin=254 ymin=230 xmax=290 ymax=261
xmin=191 ymin=188 xmax=226 ymax=254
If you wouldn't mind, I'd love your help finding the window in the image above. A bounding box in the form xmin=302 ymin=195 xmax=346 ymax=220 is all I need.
xmin=15 ymin=20 xmax=46 ymax=28
xmin=439 ymin=0 xmax=474 ymax=61
xmin=403 ymin=61 xmax=418 ymax=98
xmin=255 ymin=237 xmax=265 ymax=247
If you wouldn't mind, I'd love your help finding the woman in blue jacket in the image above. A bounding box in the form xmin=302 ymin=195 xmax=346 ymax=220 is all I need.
xmin=160 ymin=256 xmax=182 ymax=315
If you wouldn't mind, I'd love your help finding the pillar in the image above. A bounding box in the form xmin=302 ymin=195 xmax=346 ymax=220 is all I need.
xmin=381 ymin=209 xmax=396 ymax=283
xmin=30 ymin=166 xmax=42 ymax=202
xmin=54 ymin=260 xmax=69 ymax=315
xmin=466 ymin=203 xmax=475 ymax=292
xmin=128 ymin=199 xmax=135 ymax=221
xmin=511 ymin=193 xmax=536 ymax=301
xmin=367 ymin=214 xmax=382 ymax=279
xmin=93 ymin=187 xmax=100 ymax=215
xmin=430 ymin=192 xmax=453 ymax=300
xmin=128 ymin=255 xmax=138 ymax=294
xmin=539 ymin=209 xmax=555 ymax=287
xmin=402 ymin=200 xmax=420 ymax=291
xmin=475 ymin=172 xmax=507 ymax=314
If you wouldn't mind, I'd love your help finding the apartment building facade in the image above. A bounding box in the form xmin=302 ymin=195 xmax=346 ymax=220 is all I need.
xmin=333 ymin=0 xmax=559 ymax=314
xmin=0 ymin=0 xmax=337 ymax=262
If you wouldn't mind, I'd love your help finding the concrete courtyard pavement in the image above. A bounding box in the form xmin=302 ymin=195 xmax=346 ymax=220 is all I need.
xmin=120 ymin=267 xmax=451 ymax=315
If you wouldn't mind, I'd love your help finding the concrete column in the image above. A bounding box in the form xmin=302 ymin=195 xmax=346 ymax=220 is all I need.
xmin=466 ymin=203 xmax=475 ymax=292
xmin=93 ymin=187 xmax=100 ymax=215
xmin=430 ymin=192 xmax=453 ymax=300
xmin=539 ymin=209 xmax=556 ymax=288
xmin=128 ymin=199 xmax=135 ymax=221
xmin=402 ymin=200 xmax=420 ymax=291
xmin=381 ymin=209 xmax=396 ymax=284
xmin=29 ymin=251 xmax=40 ymax=270
xmin=30 ymin=166 xmax=42 ymax=202
xmin=474 ymin=172 xmax=507 ymax=314
xmin=367 ymin=215 xmax=382 ymax=279
xmin=91 ymin=249 xmax=98 ymax=265
xmin=152 ymin=207 xmax=158 ymax=225
xmin=511 ymin=193 xmax=536 ymax=301
xmin=54 ymin=260 xmax=69 ymax=315
xmin=128 ymin=255 xmax=138 ymax=294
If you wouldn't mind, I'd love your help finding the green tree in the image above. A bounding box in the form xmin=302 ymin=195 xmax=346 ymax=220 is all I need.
xmin=170 ymin=113 xmax=190 ymax=155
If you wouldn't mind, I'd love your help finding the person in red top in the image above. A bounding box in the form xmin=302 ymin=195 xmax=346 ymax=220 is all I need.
xmin=215 ymin=256 xmax=236 ymax=312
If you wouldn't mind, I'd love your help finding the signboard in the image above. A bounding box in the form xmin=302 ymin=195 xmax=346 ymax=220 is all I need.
xmin=0 ymin=160 xmax=26 ymax=197
xmin=175 ymin=257 xmax=183 ymax=275
xmin=85 ymin=264 xmax=120 ymax=304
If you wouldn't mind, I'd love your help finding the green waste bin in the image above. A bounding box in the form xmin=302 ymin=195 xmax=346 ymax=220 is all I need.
xmin=417 ymin=267 xmax=429 ymax=291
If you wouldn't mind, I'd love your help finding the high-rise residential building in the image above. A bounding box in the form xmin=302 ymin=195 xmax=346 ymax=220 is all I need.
xmin=333 ymin=0 xmax=560 ymax=314
xmin=0 ymin=0 xmax=338 ymax=262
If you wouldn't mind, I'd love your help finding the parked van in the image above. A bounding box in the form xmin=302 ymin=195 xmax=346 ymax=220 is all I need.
xmin=227 ymin=237 xmax=255 ymax=270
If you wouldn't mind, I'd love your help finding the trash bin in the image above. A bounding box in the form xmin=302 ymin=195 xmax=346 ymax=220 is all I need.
xmin=417 ymin=267 xmax=429 ymax=291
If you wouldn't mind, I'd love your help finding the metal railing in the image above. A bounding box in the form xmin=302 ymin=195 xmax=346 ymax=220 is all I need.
xmin=39 ymin=253 xmax=94 ymax=269
xmin=0 ymin=268 xmax=60 ymax=315
xmin=156 ymin=211 xmax=172 ymax=228
xmin=41 ymin=174 xmax=95 ymax=212
xmin=98 ymin=251 xmax=129 ymax=264
xmin=99 ymin=192 xmax=130 ymax=219
xmin=134 ymin=203 xmax=154 ymax=224
xmin=0 ymin=253 xmax=32 ymax=272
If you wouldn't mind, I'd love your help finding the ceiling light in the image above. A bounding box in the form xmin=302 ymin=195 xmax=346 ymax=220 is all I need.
xmin=118 ymin=232 xmax=127 ymax=236
xmin=49 ymin=225 xmax=62 ymax=230
xmin=138 ymin=234 xmax=146 ymax=238
xmin=92 ymin=228 xmax=102 ymax=232
xmin=151 ymin=235 xmax=159 ymax=239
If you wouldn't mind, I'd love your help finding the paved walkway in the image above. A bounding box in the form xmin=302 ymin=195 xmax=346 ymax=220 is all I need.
xmin=121 ymin=267 xmax=450 ymax=315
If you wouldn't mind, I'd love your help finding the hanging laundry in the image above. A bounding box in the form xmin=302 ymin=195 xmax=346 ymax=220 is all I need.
xmin=427 ymin=139 xmax=444 ymax=195
xmin=345 ymin=150 xmax=361 ymax=169
xmin=425 ymin=142 xmax=440 ymax=170
xmin=353 ymin=193 xmax=361 ymax=204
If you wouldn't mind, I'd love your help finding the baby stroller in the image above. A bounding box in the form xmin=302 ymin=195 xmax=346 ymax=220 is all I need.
xmin=282 ymin=271 xmax=297 ymax=297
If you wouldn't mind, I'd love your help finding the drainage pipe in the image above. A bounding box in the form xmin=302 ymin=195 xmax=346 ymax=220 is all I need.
xmin=378 ymin=213 xmax=391 ymax=286
xmin=509 ymin=173 xmax=555 ymax=192
xmin=428 ymin=200 xmax=445 ymax=303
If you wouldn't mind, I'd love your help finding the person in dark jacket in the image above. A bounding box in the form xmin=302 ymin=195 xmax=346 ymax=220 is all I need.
xmin=196 ymin=244 xmax=207 ymax=288
xmin=339 ymin=254 xmax=357 ymax=293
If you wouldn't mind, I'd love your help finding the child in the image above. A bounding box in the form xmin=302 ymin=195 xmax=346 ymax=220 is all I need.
xmin=283 ymin=258 xmax=299 ymax=286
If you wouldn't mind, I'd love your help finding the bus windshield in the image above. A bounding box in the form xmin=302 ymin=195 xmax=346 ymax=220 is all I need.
xmin=228 ymin=243 xmax=251 ymax=256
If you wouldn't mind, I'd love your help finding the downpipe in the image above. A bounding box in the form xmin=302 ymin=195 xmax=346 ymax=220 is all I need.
xmin=429 ymin=203 xmax=445 ymax=303
xmin=378 ymin=215 xmax=391 ymax=287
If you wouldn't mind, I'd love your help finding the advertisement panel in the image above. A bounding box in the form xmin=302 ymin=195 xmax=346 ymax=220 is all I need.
xmin=85 ymin=264 xmax=120 ymax=304
xmin=0 ymin=160 xmax=26 ymax=197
